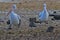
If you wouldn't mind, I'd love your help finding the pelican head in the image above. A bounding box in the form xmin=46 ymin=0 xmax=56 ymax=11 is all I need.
xmin=7 ymin=4 xmax=17 ymax=16
xmin=12 ymin=4 xmax=17 ymax=10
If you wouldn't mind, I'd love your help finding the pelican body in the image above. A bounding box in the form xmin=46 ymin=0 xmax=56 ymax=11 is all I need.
xmin=9 ymin=11 xmax=21 ymax=25
xmin=7 ymin=4 xmax=21 ymax=29
xmin=39 ymin=3 xmax=49 ymax=23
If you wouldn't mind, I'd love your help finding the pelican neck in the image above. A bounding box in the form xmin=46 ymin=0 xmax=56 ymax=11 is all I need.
xmin=44 ymin=6 xmax=47 ymax=10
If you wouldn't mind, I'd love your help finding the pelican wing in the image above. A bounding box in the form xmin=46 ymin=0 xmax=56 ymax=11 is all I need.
xmin=39 ymin=11 xmax=44 ymax=18
xmin=17 ymin=15 xmax=21 ymax=20
xmin=17 ymin=15 xmax=21 ymax=26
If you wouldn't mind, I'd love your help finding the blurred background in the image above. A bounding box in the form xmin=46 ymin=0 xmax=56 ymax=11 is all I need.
xmin=0 ymin=0 xmax=60 ymax=40
xmin=0 ymin=0 xmax=60 ymax=11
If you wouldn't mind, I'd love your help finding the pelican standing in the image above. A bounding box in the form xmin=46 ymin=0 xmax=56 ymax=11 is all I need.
xmin=39 ymin=3 xmax=49 ymax=23
xmin=7 ymin=4 xmax=21 ymax=29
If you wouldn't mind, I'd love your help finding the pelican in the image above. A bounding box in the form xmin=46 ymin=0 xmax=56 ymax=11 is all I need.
xmin=39 ymin=3 xmax=49 ymax=23
xmin=7 ymin=4 xmax=21 ymax=29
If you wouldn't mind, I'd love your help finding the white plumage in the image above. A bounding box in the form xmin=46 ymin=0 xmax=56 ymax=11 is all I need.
xmin=39 ymin=3 xmax=49 ymax=22
xmin=9 ymin=11 xmax=21 ymax=25
xmin=8 ymin=4 xmax=21 ymax=29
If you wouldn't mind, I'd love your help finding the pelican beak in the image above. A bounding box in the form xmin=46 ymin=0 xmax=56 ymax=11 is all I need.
xmin=7 ymin=9 xmax=12 ymax=16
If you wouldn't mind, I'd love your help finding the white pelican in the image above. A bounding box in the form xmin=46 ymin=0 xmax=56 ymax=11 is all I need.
xmin=7 ymin=4 xmax=21 ymax=29
xmin=39 ymin=3 xmax=49 ymax=23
